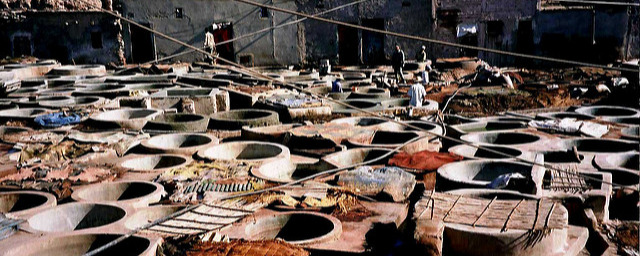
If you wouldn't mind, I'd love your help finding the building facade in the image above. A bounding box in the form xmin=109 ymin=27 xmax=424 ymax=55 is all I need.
xmin=1 ymin=0 xmax=637 ymax=66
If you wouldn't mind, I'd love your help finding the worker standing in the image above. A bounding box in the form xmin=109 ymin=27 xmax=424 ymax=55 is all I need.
xmin=203 ymin=27 xmax=217 ymax=64
xmin=203 ymin=22 xmax=230 ymax=64
xmin=415 ymin=45 xmax=427 ymax=62
xmin=415 ymin=45 xmax=431 ymax=85
xmin=408 ymin=83 xmax=427 ymax=107
xmin=392 ymin=44 xmax=406 ymax=84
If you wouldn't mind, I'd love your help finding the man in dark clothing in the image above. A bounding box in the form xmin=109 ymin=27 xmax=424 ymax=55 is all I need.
xmin=415 ymin=45 xmax=427 ymax=62
xmin=392 ymin=45 xmax=406 ymax=84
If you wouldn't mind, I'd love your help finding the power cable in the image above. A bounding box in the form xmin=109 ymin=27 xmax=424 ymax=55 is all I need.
xmin=85 ymin=0 xmax=635 ymax=214
xmin=74 ymin=1 xmax=638 ymax=254
xmin=88 ymin=0 xmax=636 ymax=215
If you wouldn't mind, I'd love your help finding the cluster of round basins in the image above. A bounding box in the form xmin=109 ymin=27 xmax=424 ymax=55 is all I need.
xmin=0 ymin=179 xmax=166 ymax=256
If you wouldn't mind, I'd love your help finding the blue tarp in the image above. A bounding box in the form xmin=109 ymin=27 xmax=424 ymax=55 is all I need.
xmin=34 ymin=112 xmax=83 ymax=128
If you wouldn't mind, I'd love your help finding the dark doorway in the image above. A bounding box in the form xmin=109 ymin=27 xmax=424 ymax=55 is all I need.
xmin=213 ymin=23 xmax=235 ymax=62
xmin=362 ymin=19 xmax=385 ymax=65
xmin=459 ymin=34 xmax=478 ymax=57
xmin=338 ymin=24 xmax=359 ymax=65
xmin=12 ymin=36 xmax=31 ymax=57
xmin=516 ymin=20 xmax=533 ymax=54
xmin=130 ymin=23 xmax=156 ymax=63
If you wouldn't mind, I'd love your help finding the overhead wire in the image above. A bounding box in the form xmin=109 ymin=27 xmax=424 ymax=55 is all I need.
xmin=76 ymin=1 xmax=638 ymax=255
xmin=94 ymin=0 xmax=634 ymax=220
xmin=75 ymin=0 xmax=636 ymax=201
xmin=97 ymin=0 xmax=633 ymax=217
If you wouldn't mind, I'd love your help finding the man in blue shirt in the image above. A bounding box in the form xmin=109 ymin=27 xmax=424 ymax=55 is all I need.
xmin=332 ymin=79 xmax=343 ymax=93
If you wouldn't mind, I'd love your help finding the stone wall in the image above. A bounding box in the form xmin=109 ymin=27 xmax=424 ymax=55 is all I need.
xmin=117 ymin=0 xmax=300 ymax=66
xmin=0 ymin=11 xmax=123 ymax=64
xmin=431 ymin=0 xmax=538 ymax=66
xmin=296 ymin=0 xmax=433 ymax=65
xmin=533 ymin=7 xmax=630 ymax=64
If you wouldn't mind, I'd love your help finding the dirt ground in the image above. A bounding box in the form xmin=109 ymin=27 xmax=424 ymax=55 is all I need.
xmin=160 ymin=237 xmax=309 ymax=256
xmin=445 ymin=86 xmax=593 ymax=116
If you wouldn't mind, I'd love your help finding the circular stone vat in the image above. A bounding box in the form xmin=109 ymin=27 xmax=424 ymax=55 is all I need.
xmin=341 ymin=72 xmax=367 ymax=80
xmin=448 ymin=144 xmax=525 ymax=160
xmin=328 ymin=92 xmax=351 ymax=100
xmin=348 ymin=130 xmax=420 ymax=148
xmin=197 ymin=141 xmax=290 ymax=163
xmin=124 ymin=205 xmax=185 ymax=230
xmin=40 ymin=96 xmax=105 ymax=109
xmin=72 ymin=181 xmax=164 ymax=207
xmin=402 ymin=120 xmax=444 ymax=136
xmin=209 ymin=109 xmax=279 ymax=130
xmin=15 ymin=96 xmax=72 ymax=108
xmin=594 ymin=153 xmax=639 ymax=187
xmin=451 ymin=121 xmax=528 ymax=135
xmin=535 ymin=150 xmax=585 ymax=164
xmin=0 ymin=100 xmax=15 ymax=110
xmin=557 ymin=138 xmax=638 ymax=154
xmin=607 ymin=116 xmax=640 ymax=126
xmin=621 ymin=126 xmax=639 ymax=140
xmin=241 ymin=123 xmax=302 ymax=143
xmin=251 ymin=157 xmax=298 ymax=183
xmin=0 ymin=233 xmax=155 ymax=256
xmin=595 ymin=153 xmax=639 ymax=172
xmin=144 ymin=113 xmax=209 ymax=132
xmin=119 ymin=154 xmax=191 ymax=173
xmin=0 ymin=108 xmax=49 ymax=121
xmin=141 ymin=133 xmax=218 ymax=155
xmin=460 ymin=131 xmax=541 ymax=146
xmin=329 ymin=116 xmax=404 ymax=130
xmin=49 ymin=65 xmax=107 ymax=76
xmin=438 ymin=160 xmax=535 ymax=189
xmin=24 ymin=203 xmax=127 ymax=233
xmin=38 ymin=87 xmax=76 ymax=96
xmin=473 ymin=116 xmax=532 ymax=123
xmin=536 ymin=111 xmax=595 ymax=120
xmin=0 ymin=126 xmax=33 ymax=137
xmin=20 ymin=77 xmax=48 ymax=88
xmin=243 ymin=212 xmax=341 ymax=245
xmin=347 ymin=87 xmax=390 ymax=99
xmin=575 ymin=105 xmax=640 ymax=120
xmin=328 ymin=100 xmax=380 ymax=114
xmin=322 ymin=148 xmax=394 ymax=169
xmin=7 ymin=87 xmax=41 ymax=98
xmin=35 ymin=96 xmax=75 ymax=108
xmin=73 ymin=84 xmax=127 ymax=98
xmin=124 ymin=83 xmax=176 ymax=91
xmin=90 ymin=108 xmax=161 ymax=130
xmin=0 ymin=191 xmax=56 ymax=216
